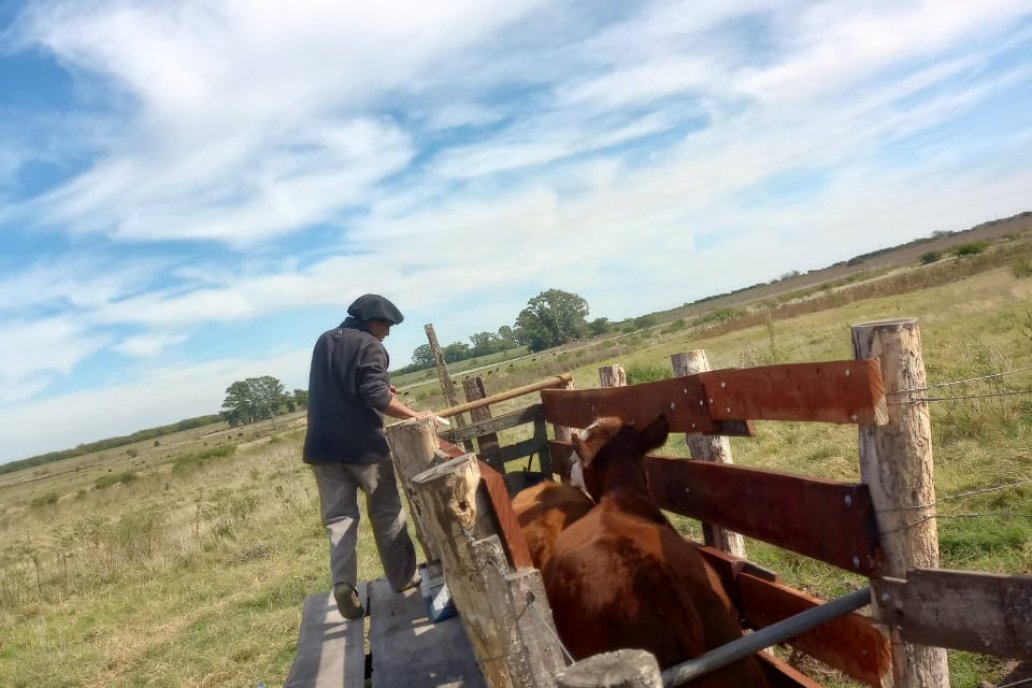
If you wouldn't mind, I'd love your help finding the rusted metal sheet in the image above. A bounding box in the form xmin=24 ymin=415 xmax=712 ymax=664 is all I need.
xmin=541 ymin=375 xmax=719 ymax=434
xmin=477 ymin=460 xmax=534 ymax=571
xmin=701 ymin=359 xmax=887 ymax=425
xmin=644 ymin=454 xmax=883 ymax=575
xmin=739 ymin=575 xmax=891 ymax=687
xmin=873 ymin=569 xmax=1032 ymax=658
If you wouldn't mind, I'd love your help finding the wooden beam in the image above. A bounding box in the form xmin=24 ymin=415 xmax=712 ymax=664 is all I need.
xmin=701 ymin=360 xmax=887 ymax=425
xmin=479 ymin=437 xmax=551 ymax=466
xmin=873 ymin=569 xmax=1032 ymax=659
xmin=738 ymin=575 xmax=891 ymax=686
xmin=540 ymin=360 xmax=887 ymax=432
xmin=439 ymin=404 xmax=545 ymax=445
xmin=638 ymin=451 xmax=883 ymax=574
xmin=541 ymin=375 xmax=719 ymax=434
xmin=696 ymin=546 xmax=890 ymax=687
xmin=757 ymin=652 xmax=826 ymax=688
xmin=436 ymin=374 xmax=573 ymax=419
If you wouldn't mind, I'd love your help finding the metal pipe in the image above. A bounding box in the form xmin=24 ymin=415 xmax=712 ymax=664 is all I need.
xmin=661 ymin=586 xmax=871 ymax=687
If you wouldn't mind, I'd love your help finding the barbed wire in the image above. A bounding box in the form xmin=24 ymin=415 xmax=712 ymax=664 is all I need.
xmin=882 ymin=511 xmax=1032 ymax=535
xmin=877 ymin=480 xmax=1032 ymax=513
xmin=888 ymin=389 xmax=1032 ymax=405
xmin=889 ymin=365 xmax=1032 ymax=395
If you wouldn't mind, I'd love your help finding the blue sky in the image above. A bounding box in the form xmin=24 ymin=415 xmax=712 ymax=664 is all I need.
xmin=1 ymin=1 xmax=1030 ymax=462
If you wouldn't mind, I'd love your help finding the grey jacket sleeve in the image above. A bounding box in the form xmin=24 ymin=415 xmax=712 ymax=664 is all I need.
xmin=354 ymin=339 xmax=392 ymax=412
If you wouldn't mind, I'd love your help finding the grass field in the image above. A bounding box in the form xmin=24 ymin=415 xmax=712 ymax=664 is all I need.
xmin=1 ymin=237 xmax=1030 ymax=687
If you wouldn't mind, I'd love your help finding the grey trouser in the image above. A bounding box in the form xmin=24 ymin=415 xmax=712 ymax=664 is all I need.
xmin=310 ymin=458 xmax=416 ymax=593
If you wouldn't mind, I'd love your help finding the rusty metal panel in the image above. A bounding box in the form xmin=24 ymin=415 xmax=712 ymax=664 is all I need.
xmin=701 ymin=359 xmax=887 ymax=425
xmin=477 ymin=460 xmax=535 ymax=571
xmin=873 ymin=570 xmax=1032 ymax=658
xmin=738 ymin=575 xmax=891 ymax=687
xmin=541 ymin=375 xmax=718 ymax=434
xmin=645 ymin=454 xmax=883 ymax=575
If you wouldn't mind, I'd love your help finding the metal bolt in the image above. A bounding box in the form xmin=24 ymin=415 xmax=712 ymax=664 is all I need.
xmin=670 ymin=402 xmax=676 ymax=411
xmin=709 ymin=397 xmax=714 ymax=404
xmin=684 ymin=487 xmax=691 ymax=495
xmin=845 ymin=369 xmax=851 ymax=377
xmin=720 ymin=381 xmax=727 ymax=389
xmin=698 ymin=399 xmax=704 ymax=407
xmin=845 ymin=495 xmax=853 ymax=507
xmin=852 ymin=556 xmax=861 ymax=569
xmin=851 ymin=413 xmax=858 ymax=422
xmin=880 ymin=592 xmax=890 ymax=602
xmin=690 ymin=423 xmax=696 ymax=429
xmin=726 ymin=407 xmax=731 ymax=414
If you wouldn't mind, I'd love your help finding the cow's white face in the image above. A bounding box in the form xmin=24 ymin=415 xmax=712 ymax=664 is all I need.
xmin=570 ymin=457 xmax=588 ymax=495
xmin=569 ymin=417 xmax=621 ymax=498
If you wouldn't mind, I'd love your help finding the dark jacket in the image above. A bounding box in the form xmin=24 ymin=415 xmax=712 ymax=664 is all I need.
xmin=303 ymin=317 xmax=393 ymax=464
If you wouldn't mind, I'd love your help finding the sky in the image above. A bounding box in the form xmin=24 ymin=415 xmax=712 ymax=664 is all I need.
xmin=1 ymin=1 xmax=1030 ymax=462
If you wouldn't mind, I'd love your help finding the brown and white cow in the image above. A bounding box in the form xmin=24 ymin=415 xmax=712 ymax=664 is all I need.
xmin=541 ymin=414 xmax=769 ymax=687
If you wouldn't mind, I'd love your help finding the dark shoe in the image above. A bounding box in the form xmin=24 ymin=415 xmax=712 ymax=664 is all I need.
xmin=333 ymin=583 xmax=364 ymax=619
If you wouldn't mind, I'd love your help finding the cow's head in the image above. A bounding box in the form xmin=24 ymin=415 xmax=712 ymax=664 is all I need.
xmin=571 ymin=414 xmax=669 ymax=500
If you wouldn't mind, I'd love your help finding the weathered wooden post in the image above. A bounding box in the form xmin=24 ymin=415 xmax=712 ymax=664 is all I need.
xmin=411 ymin=453 xmax=567 ymax=687
xmin=385 ymin=417 xmax=442 ymax=564
xmin=425 ymin=323 xmax=467 ymax=436
xmin=599 ymin=364 xmax=626 ymax=388
xmin=556 ymin=649 xmax=662 ymax=688
xmin=464 ymin=376 xmax=501 ymax=462
xmin=852 ymin=318 xmax=950 ymax=688
xmin=552 ymin=377 xmax=575 ymax=481
xmin=671 ymin=350 xmax=747 ymax=559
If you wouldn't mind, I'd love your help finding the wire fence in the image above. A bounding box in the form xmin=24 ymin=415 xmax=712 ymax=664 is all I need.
xmin=887 ymin=364 xmax=1032 ymax=405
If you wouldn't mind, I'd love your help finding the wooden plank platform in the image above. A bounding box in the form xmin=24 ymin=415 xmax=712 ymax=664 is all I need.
xmin=368 ymin=578 xmax=486 ymax=688
xmin=287 ymin=578 xmax=486 ymax=688
xmin=285 ymin=583 xmax=367 ymax=688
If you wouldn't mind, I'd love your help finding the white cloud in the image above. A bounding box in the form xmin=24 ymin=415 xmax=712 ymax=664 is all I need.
xmin=114 ymin=332 xmax=188 ymax=358
xmin=0 ymin=348 xmax=311 ymax=461
xmin=0 ymin=318 xmax=111 ymax=404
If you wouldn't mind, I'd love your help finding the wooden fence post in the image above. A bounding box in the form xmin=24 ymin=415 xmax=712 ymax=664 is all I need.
xmin=852 ymin=318 xmax=950 ymax=688
xmin=385 ymin=417 xmax=441 ymax=564
xmin=464 ymin=376 xmax=500 ymax=463
xmin=411 ymin=454 xmax=567 ymax=687
xmin=671 ymin=351 xmax=747 ymax=559
xmin=552 ymin=377 xmax=575 ymax=481
xmin=599 ymin=365 xmax=626 ymax=388
xmin=425 ymin=323 xmax=467 ymax=436
xmin=557 ymin=649 xmax=662 ymax=688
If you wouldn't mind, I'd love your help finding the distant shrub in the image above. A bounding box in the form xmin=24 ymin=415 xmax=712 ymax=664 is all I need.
xmin=95 ymin=472 xmax=137 ymax=489
xmin=919 ymin=251 xmax=942 ymax=265
xmin=846 ymin=256 xmax=864 ymax=266
xmin=950 ymin=241 xmax=988 ymax=257
xmin=172 ymin=444 xmax=236 ymax=472
xmin=661 ymin=319 xmax=687 ymax=334
xmin=1011 ymin=258 xmax=1032 ymax=279
xmin=30 ymin=492 xmax=59 ymax=508
xmin=126 ymin=448 xmax=138 ymax=458
xmin=625 ymin=364 xmax=673 ymax=385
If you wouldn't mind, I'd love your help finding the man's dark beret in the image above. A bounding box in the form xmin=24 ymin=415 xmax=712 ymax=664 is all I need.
xmin=347 ymin=294 xmax=404 ymax=325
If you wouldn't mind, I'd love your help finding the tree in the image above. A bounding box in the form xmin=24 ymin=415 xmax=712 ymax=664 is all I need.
xmin=497 ymin=325 xmax=516 ymax=343
xmin=443 ymin=341 xmax=472 ymax=363
xmin=633 ymin=315 xmax=657 ymax=331
xmin=513 ymin=289 xmax=589 ymax=352
xmin=410 ymin=344 xmax=435 ymax=368
xmin=220 ymin=376 xmax=289 ymax=426
xmin=587 ymin=317 xmax=610 ymax=336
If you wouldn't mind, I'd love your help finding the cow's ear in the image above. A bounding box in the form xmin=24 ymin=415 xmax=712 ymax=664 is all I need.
xmin=639 ymin=413 xmax=669 ymax=453
xmin=572 ymin=430 xmax=597 ymax=468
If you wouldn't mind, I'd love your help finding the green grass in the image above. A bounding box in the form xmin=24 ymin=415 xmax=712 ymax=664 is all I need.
xmin=1 ymin=241 xmax=1030 ymax=687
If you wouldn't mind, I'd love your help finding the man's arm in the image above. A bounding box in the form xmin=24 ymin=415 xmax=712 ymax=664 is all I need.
xmin=382 ymin=394 xmax=432 ymax=420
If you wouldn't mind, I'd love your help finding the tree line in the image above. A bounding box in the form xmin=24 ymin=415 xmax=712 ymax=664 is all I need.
xmin=395 ymin=288 xmax=621 ymax=374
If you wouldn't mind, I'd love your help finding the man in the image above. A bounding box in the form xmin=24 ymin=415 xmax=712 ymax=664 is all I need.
xmin=303 ymin=293 xmax=430 ymax=619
